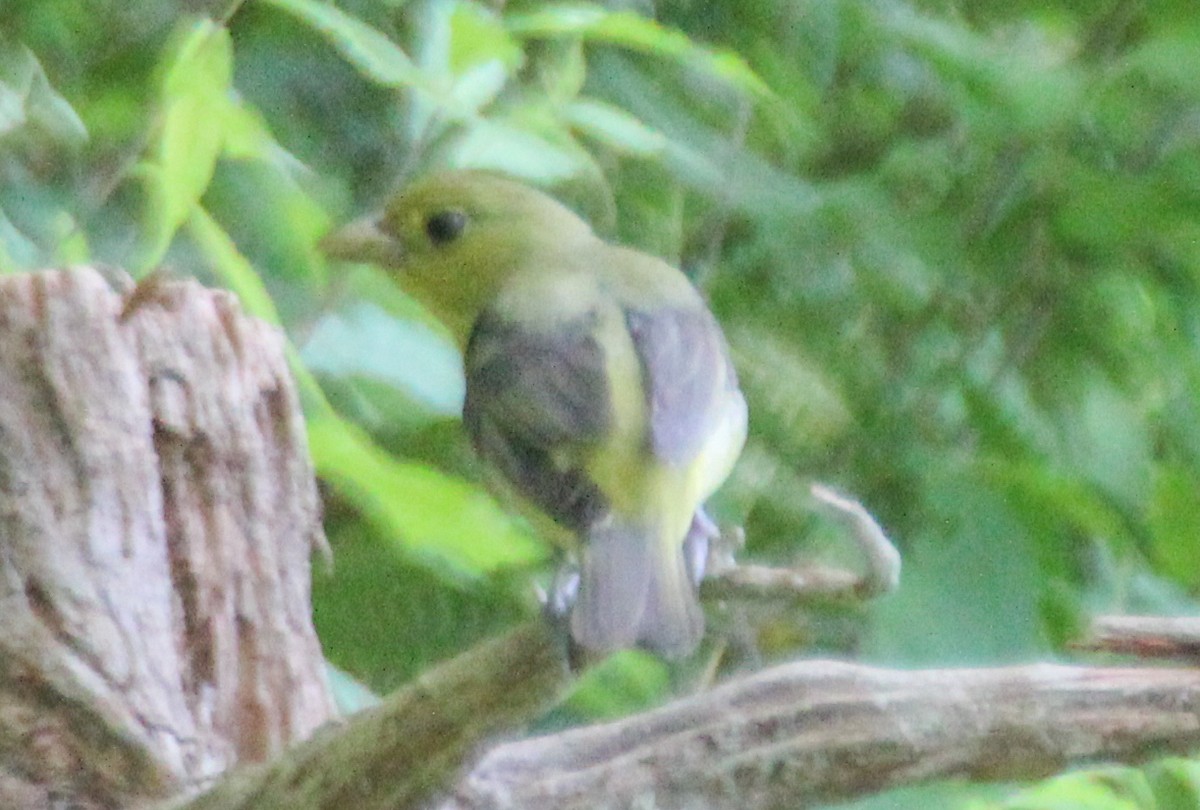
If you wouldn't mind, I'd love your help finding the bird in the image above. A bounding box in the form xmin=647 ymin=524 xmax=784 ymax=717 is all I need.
xmin=322 ymin=170 xmax=746 ymax=658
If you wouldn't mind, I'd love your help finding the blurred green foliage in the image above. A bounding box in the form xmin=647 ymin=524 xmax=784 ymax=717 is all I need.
xmin=2 ymin=0 xmax=1198 ymax=806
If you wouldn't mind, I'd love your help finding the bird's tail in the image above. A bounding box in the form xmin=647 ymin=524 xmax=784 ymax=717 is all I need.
xmin=570 ymin=511 xmax=704 ymax=658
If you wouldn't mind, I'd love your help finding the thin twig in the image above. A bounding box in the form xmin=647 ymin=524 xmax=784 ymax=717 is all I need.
xmin=1075 ymin=615 xmax=1200 ymax=662
xmin=702 ymin=483 xmax=901 ymax=604
xmin=809 ymin=482 xmax=901 ymax=597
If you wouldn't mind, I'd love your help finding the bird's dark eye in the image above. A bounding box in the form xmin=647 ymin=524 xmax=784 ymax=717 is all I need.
xmin=425 ymin=210 xmax=468 ymax=246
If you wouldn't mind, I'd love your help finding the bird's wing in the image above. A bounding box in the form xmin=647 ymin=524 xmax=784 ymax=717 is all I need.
xmin=624 ymin=305 xmax=744 ymax=470
xmin=464 ymin=296 xmax=744 ymax=525
xmin=463 ymin=306 xmax=613 ymax=534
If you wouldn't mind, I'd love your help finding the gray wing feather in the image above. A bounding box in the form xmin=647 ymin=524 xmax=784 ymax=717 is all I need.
xmin=625 ymin=306 xmax=738 ymax=463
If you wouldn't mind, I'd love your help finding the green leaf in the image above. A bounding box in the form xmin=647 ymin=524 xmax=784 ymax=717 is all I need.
xmin=988 ymin=766 xmax=1153 ymax=810
xmin=0 ymin=45 xmax=87 ymax=144
xmin=449 ymin=1 xmax=523 ymax=74
xmin=559 ymin=650 xmax=669 ymax=721
xmin=881 ymin=5 xmax=1083 ymax=136
xmin=139 ymin=20 xmax=233 ymax=270
xmin=729 ymin=326 xmax=852 ymax=454
xmin=312 ymin=517 xmax=529 ymax=692
xmin=1148 ymin=464 xmax=1200 ymax=589
xmin=532 ymin=39 xmax=587 ymax=105
xmin=1148 ymin=758 xmax=1200 ymax=810
xmin=978 ymin=457 xmax=1130 ymax=544
xmin=187 ymin=205 xmax=282 ymax=324
xmin=162 ymin=18 xmax=232 ymax=98
xmin=262 ymin=0 xmax=426 ymax=90
xmin=506 ymin=3 xmax=769 ymax=98
xmin=563 ymin=98 xmax=666 ymax=156
xmin=50 ymin=210 xmax=89 ymax=265
xmin=450 ymin=60 xmax=510 ymax=115
xmin=307 ymin=415 xmax=546 ymax=576
xmin=443 ymin=118 xmax=586 ymax=181
xmin=1124 ymin=24 xmax=1200 ymax=96
xmin=300 ymin=300 xmax=464 ymax=418
xmin=220 ymin=102 xmax=290 ymax=165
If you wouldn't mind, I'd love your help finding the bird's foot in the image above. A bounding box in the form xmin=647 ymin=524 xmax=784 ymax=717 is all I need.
xmin=684 ymin=508 xmax=724 ymax=586
xmin=543 ymin=564 xmax=579 ymax=623
xmin=690 ymin=507 xmax=744 ymax=584
xmin=540 ymin=563 xmax=592 ymax=668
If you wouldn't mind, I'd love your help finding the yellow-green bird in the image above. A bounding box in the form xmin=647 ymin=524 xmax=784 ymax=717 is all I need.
xmin=323 ymin=170 xmax=746 ymax=657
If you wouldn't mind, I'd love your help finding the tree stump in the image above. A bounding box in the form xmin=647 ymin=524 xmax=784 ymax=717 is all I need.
xmin=0 ymin=267 xmax=335 ymax=809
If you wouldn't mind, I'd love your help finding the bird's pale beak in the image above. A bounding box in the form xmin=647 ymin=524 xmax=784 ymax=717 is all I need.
xmin=319 ymin=214 xmax=407 ymax=267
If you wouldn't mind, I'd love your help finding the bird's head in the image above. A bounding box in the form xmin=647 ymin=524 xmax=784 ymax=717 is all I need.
xmin=322 ymin=170 xmax=595 ymax=343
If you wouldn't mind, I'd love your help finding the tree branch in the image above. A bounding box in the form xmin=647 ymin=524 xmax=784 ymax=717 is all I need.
xmin=1076 ymin=616 xmax=1200 ymax=662
xmin=171 ymin=620 xmax=571 ymax=810
xmin=701 ymin=483 xmax=900 ymax=604
xmin=442 ymin=661 xmax=1200 ymax=810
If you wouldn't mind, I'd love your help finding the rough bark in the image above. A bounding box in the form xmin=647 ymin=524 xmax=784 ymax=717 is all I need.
xmin=0 ymin=267 xmax=335 ymax=809
xmin=440 ymin=661 xmax=1200 ymax=810
xmin=172 ymin=620 xmax=571 ymax=810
